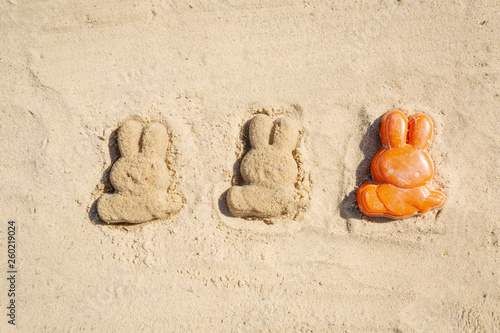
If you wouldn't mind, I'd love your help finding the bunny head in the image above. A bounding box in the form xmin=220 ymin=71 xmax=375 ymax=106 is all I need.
xmin=110 ymin=120 xmax=172 ymax=194
xmin=371 ymin=110 xmax=435 ymax=189
xmin=240 ymin=114 xmax=299 ymax=188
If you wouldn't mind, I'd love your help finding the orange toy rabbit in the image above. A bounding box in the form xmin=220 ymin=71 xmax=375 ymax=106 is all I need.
xmin=357 ymin=110 xmax=445 ymax=219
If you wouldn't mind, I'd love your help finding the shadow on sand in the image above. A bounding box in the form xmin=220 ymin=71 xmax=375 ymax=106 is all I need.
xmin=339 ymin=114 xmax=394 ymax=224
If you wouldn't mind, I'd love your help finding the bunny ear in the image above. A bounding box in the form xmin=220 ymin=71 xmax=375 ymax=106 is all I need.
xmin=407 ymin=113 xmax=433 ymax=150
xmin=380 ymin=110 xmax=408 ymax=148
xmin=141 ymin=122 xmax=169 ymax=158
xmin=118 ymin=120 xmax=142 ymax=157
xmin=272 ymin=117 xmax=299 ymax=151
xmin=249 ymin=114 xmax=273 ymax=149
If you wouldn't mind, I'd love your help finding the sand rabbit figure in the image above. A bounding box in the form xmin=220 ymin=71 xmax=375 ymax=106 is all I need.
xmin=98 ymin=120 xmax=183 ymax=223
xmin=227 ymin=114 xmax=301 ymax=218
xmin=357 ymin=110 xmax=445 ymax=219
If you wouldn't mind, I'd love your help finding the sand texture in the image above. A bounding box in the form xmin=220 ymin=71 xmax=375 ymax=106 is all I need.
xmin=98 ymin=119 xmax=183 ymax=224
xmin=1 ymin=0 xmax=499 ymax=332
xmin=227 ymin=114 xmax=305 ymax=219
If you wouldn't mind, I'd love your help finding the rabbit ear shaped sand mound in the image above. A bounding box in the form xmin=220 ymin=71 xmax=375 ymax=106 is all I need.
xmin=97 ymin=120 xmax=183 ymax=224
xmin=227 ymin=114 xmax=303 ymax=219
xmin=357 ymin=110 xmax=445 ymax=219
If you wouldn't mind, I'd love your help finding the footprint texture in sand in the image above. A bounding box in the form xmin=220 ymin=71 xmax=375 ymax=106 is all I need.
xmin=97 ymin=120 xmax=183 ymax=224
xmin=227 ymin=114 xmax=303 ymax=219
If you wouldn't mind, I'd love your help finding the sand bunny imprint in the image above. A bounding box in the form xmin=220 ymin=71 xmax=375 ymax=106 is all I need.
xmin=97 ymin=120 xmax=183 ymax=223
xmin=357 ymin=110 xmax=445 ymax=219
xmin=227 ymin=114 xmax=303 ymax=219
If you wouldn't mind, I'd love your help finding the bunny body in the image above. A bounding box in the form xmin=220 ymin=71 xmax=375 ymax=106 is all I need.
xmin=240 ymin=148 xmax=298 ymax=187
xmin=357 ymin=110 xmax=445 ymax=219
xmin=227 ymin=114 xmax=300 ymax=218
xmin=98 ymin=120 xmax=183 ymax=223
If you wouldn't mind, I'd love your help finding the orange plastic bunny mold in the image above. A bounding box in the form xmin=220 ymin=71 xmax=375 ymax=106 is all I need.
xmin=357 ymin=110 xmax=445 ymax=219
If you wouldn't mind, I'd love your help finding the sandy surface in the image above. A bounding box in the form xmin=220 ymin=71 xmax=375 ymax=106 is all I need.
xmin=1 ymin=0 xmax=499 ymax=331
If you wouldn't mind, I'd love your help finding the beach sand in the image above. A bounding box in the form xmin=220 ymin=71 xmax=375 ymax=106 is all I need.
xmin=1 ymin=0 xmax=499 ymax=331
